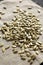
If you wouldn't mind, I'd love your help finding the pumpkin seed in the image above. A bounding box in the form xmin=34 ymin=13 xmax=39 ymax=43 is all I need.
xmin=5 ymin=45 xmax=10 ymax=50
xmin=0 ymin=43 xmax=4 ymax=47
xmin=38 ymin=9 xmax=40 ymax=13
xmin=28 ymin=7 xmax=32 ymax=9
xmin=26 ymin=53 xmax=30 ymax=57
xmin=2 ymin=47 xmax=5 ymax=53
xmin=12 ymin=49 xmax=18 ymax=54
xmin=30 ymin=60 xmax=33 ymax=65
xmin=21 ymin=57 xmax=26 ymax=60
xmin=20 ymin=54 xmax=26 ymax=57
xmin=31 ymin=54 xmax=36 ymax=60
xmin=1 ymin=12 xmax=5 ymax=15
xmin=25 ymin=49 xmax=29 ymax=52
xmin=13 ymin=11 xmax=18 ymax=13
xmin=35 ymin=51 xmax=39 ymax=55
xmin=40 ymin=49 xmax=43 ymax=52
xmin=28 ymin=57 xmax=31 ymax=62
xmin=18 ymin=50 xmax=24 ymax=54
xmin=12 ymin=45 xmax=16 ymax=48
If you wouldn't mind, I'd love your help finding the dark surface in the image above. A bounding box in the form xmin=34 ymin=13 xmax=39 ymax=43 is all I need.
xmin=0 ymin=0 xmax=3 ymax=1
xmin=32 ymin=0 xmax=43 ymax=7
xmin=40 ymin=62 xmax=43 ymax=65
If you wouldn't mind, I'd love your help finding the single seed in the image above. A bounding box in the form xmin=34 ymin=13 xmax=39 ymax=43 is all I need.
xmin=6 ymin=37 xmax=11 ymax=41
xmin=28 ymin=57 xmax=31 ymax=62
xmin=0 ymin=43 xmax=4 ymax=47
xmin=1 ymin=12 xmax=5 ymax=15
xmin=31 ymin=55 xmax=36 ymax=60
xmin=26 ymin=53 xmax=30 ymax=57
xmin=5 ymin=45 xmax=10 ymax=50
xmin=25 ymin=49 xmax=29 ymax=52
xmin=12 ymin=45 xmax=16 ymax=48
xmin=21 ymin=57 xmax=26 ymax=60
xmin=4 ymin=22 xmax=9 ymax=27
xmin=24 ymin=44 xmax=28 ymax=49
xmin=40 ymin=49 xmax=43 ymax=52
xmin=20 ymin=54 xmax=25 ymax=57
xmin=39 ymin=47 xmax=42 ymax=50
xmin=38 ymin=10 xmax=40 ymax=13
xmin=32 ymin=15 xmax=35 ymax=17
xmin=13 ymin=11 xmax=18 ymax=13
xmin=12 ymin=41 xmax=15 ymax=45
xmin=2 ymin=47 xmax=5 ymax=53
xmin=35 ymin=51 xmax=39 ymax=55
xmin=18 ymin=50 xmax=24 ymax=54
xmin=28 ymin=7 xmax=32 ymax=9
xmin=12 ymin=49 xmax=18 ymax=54
xmin=30 ymin=60 xmax=33 ymax=65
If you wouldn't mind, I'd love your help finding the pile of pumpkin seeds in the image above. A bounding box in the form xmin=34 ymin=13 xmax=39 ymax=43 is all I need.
xmin=0 ymin=9 xmax=43 ymax=64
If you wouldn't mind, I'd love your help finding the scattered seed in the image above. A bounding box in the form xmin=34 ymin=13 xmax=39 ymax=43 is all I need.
xmin=2 ymin=47 xmax=5 ymax=53
xmin=0 ymin=43 xmax=4 ymax=47
xmin=5 ymin=45 xmax=10 ymax=50
xmin=16 ymin=5 xmax=19 ymax=7
xmin=0 ymin=12 xmax=5 ymax=15
xmin=28 ymin=7 xmax=32 ymax=9
xmin=0 ymin=8 xmax=43 ymax=64
xmin=13 ymin=11 xmax=18 ymax=13
xmin=38 ymin=9 xmax=40 ymax=13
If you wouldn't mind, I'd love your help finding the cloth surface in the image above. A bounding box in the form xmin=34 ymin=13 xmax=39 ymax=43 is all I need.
xmin=0 ymin=0 xmax=43 ymax=65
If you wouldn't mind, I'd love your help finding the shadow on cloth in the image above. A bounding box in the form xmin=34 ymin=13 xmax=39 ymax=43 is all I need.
xmin=32 ymin=0 xmax=43 ymax=7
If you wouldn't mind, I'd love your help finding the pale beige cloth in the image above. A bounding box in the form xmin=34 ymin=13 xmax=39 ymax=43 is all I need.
xmin=0 ymin=0 xmax=43 ymax=65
